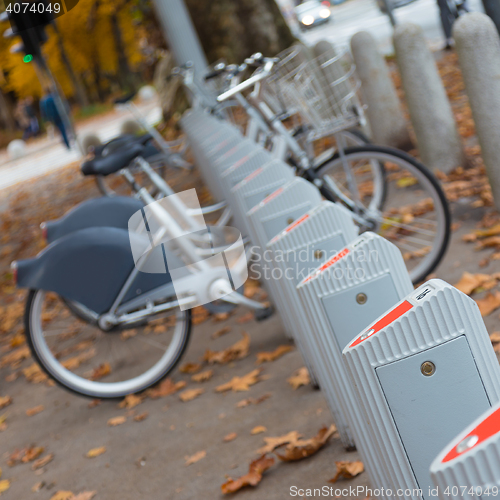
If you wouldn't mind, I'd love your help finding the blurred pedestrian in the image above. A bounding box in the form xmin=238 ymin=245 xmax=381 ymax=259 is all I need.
xmin=437 ymin=0 xmax=470 ymax=49
xmin=40 ymin=92 xmax=70 ymax=149
xmin=14 ymin=99 xmax=31 ymax=140
xmin=24 ymin=96 xmax=39 ymax=137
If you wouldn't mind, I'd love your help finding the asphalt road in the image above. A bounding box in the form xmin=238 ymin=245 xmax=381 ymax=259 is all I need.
xmin=299 ymin=0 xmax=484 ymax=53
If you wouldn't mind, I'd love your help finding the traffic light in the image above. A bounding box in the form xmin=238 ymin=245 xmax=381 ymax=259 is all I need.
xmin=1 ymin=0 xmax=54 ymax=58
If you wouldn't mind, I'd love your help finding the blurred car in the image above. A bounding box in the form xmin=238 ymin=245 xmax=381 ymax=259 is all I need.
xmin=295 ymin=1 xmax=332 ymax=30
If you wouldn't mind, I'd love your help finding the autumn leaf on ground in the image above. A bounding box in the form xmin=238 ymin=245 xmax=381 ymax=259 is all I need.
xmin=203 ymin=332 xmax=250 ymax=364
xmin=329 ymin=461 xmax=365 ymax=483
xmin=215 ymin=369 xmax=262 ymax=393
xmin=108 ymin=416 xmax=126 ymax=427
xmin=275 ymin=425 xmax=337 ymax=461
xmin=8 ymin=446 xmax=45 ymax=466
xmin=22 ymin=363 xmax=48 ymax=383
xmin=236 ymin=312 xmax=254 ymax=324
xmin=251 ymin=426 xmax=267 ymax=435
xmin=236 ymin=393 xmax=272 ymax=408
xmin=179 ymin=388 xmax=204 ymax=402
xmin=185 ymin=450 xmax=206 ymax=466
xmin=179 ymin=362 xmax=202 ymax=374
xmin=118 ymin=394 xmax=145 ymax=409
xmin=454 ymin=272 xmax=496 ymax=295
xmin=475 ymin=291 xmax=500 ymax=316
xmin=191 ymin=369 xmax=213 ymax=383
xmin=0 ymin=345 xmax=30 ymax=368
xmin=71 ymin=492 xmax=96 ymax=500
xmin=32 ymin=453 xmax=54 ymax=470
xmin=221 ymin=455 xmax=275 ymax=494
xmin=86 ymin=446 xmax=106 ymax=458
xmin=0 ymin=479 xmax=10 ymax=494
xmin=191 ymin=306 xmax=210 ymax=325
xmin=287 ymin=367 xmax=311 ymax=390
xmin=213 ymin=312 xmax=230 ymax=322
xmin=256 ymin=345 xmax=293 ymax=364
xmin=147 ymin=378 xmax=186 ymax=399
xmin=212 ymin=326 xmax=231 ymax=339
xmin=32 ymin=481 xmax=45 ymax=493
xmin=257 ymin=431 xmax=303 ymax=454
xmin=476 ymin=224 xmax=500 ymax=238
xmin=224 ymin=432 xmax=237 ymax=442
xmin=88 ymin=399 xmax=101 ymax=409
xmin=50 ymin=492 xmax=74 ymax=500
xmin=490 ymin=332 xmax=500 ymax=343
xmin=0 ymin=414 xmax=7 ymax=432
xmin=89 ymin=362 xmax=111 ymax=381
xmin=26 ymin=405 xmax=44 ymax=417
xmin=134 ymin=411 xmax=149 ymax=422
xmin=0 ymin=396 xmax=12 ymax=410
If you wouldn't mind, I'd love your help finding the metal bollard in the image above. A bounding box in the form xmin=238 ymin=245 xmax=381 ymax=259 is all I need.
xmin=430 ymin=402 xmax=500 ymax=500
xmin=247 ymin=178 xmax=322 ymax=341
xmin=267 ymin=200 xmax=359 ymax=386
xmin=343 ymin=279 xmax=500 ymax=500
xmin=296 ymin=232 xmax=413 ymax=453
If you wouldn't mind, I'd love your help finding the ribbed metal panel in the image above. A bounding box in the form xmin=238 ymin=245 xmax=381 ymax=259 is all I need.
xmin=431 ymin=402 xmax=500 ymax=500
xmin=267 ymin=200 xmax=358 ymax=388
xmin=246 ymin=178 xmax=322 ymax=339
xmin=296 ymin=233 xmax=412 ymax=454
xmin=343 ymin=279 xmax=500 ymax=500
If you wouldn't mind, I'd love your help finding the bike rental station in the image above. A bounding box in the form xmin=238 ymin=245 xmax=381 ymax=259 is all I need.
xmin=9 ymin=13 xmax=500 ymax=499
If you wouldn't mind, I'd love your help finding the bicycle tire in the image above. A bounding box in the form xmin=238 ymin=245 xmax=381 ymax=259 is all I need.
xmin=316 ymin=145 xmax=451 ymax=283
xmin=24 ymin=289 xmax=192 ymax=399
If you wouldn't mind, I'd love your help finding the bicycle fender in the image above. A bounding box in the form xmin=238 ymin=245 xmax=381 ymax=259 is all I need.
xmin=44 ymin=196 xmax=144 ymax=244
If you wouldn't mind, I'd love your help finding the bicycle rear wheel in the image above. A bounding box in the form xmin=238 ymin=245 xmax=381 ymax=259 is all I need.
xmin=316 ymin=145 xmax=450 ymax=284
xmin=25 ymin=289 xmax=192 ymax=398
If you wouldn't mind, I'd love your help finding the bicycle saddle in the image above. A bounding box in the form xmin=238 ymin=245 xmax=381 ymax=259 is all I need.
xmin=81 ymin=143 xmax=145 ymax=176
xmin=93 ymin=133 xmax=154 ymax=157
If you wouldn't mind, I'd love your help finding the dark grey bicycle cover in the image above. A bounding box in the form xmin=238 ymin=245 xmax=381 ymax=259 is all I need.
xmin=17 ymin=227 xmax=174 ymax=315
xmin=45 ymin=196 xmax=144 ymax=243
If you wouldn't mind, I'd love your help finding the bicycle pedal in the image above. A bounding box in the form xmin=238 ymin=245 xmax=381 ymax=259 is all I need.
xmin=254 ymin=305 xmax=275 ymax=322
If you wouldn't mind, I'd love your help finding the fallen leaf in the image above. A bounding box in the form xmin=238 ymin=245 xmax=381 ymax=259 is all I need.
xmin=50 ymin=492 xmax=74 ymax=500
xmin=490 ymin=332 xmax=500 ymax=343
xmin=276 ymin=425 xmax=337 ymax=461
xmin=212 ymin=326 xmax=231 ymax=339
xmin=256 ymin=345 xmax=293 ymax=364
xmin=224 ymin=432 xmax=237 ymax=442
xmin=118 ymin=394 xmax=144 ymax=409
xmin=236 ymin=312 xmax=254 ymax=324
xmin=72 ymin=492 xmax=97 ymax=500
xmin=257 ymin=431 xmax=302 ymax=454
xmin=147 ymin=379 xmax=186 ymax=399
xmin=287 ymin=367 xmax=311 ymax=390
xmin=191 ymin=369 xmax=213 ymax=383
xmin=86 ymin=446 xmax=106 ymax=458
xmin=251 ymin=426 xmax=267 ymax=435
xmin=32 ymin=481 xmax=45 ymax=492
xmin=213 ymin=312 xmax=230 ymax=322
xmin=179 ymin=388 xmax=204 ymax=402
xmin=22 ymin=363 xmax=48 ymax=383
xmin=476 ymin=291 xmax=500 ymax=316
xmin=0 ymin=396 xmax=12 ymax=410
xmin=185 ymin=450 xmax=206 ymax=466
xmin=22 ymin=446 xmax=44 ymax=463
xmin=192 ymin=306 xmax=210 ymax=325
xmin=236 ymin=394 xmax=271 ymax=408
xmin=32 ymin=453 xmax=54 ymax=470
xmin=26 ymin=405 xmax=44 ymax=417
xmin=215 ymin=369 xmax=262 ymax=393
xmin=221 ymin=455 xmax=274 ymax=494
xmin=89 ymin=362 xmax=111 ymax=381
xmin=88 ymin=399 xmax=101 ymax=409
xmin=0 ymin=345 xmax=30 ymax=368
xmin=454 ymin=272 xmax=496 ymax=295
xmin=107 ymin=416 xmax=126 ymax=427
xmin=134 ymin=412 xmax=149 ymax=422
xmin=0 ymin=479 xmax=10 ymax=494
xmin=329 ymin=460 xmax=365 ymax=483
xmin=179 ymin=362 xmax=202 ymax=374
xmin=476 ymin=224 xmax=500 ymax=238
xmin=203 ymin=332 xmax=250 ymax=364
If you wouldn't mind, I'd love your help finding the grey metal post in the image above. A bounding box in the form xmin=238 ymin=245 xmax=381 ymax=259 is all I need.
xmin=351 ymin=31 xmax=412 ymax=149
xmin=152 ymin=0 xmax=208 ymax=75
xmin=393 ymin=23 xmax=466 ymax=173
xmin=454 ymin=12 xmax=500 ymax=211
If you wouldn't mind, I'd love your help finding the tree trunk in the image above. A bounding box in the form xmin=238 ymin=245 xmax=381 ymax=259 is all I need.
xmin=53 ymin=22 xmax=90 ymax=107
xmin=0 ymin=89 xmax=15 ymax=132
xmin=184 ymin=0 xmax=296 ymax=64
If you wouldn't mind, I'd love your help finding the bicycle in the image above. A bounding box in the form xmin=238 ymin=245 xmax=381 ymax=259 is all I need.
xmin=212 ymin=48 xmax=450 ymax=284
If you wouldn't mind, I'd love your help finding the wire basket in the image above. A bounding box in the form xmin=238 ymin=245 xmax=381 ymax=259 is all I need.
xmin=269 ymin=45 xmax=363 ymax=139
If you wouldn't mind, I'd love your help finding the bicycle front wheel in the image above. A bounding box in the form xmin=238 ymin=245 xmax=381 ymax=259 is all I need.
xmin=25 ymin=290 xmax=192 ymax=398
xmin=317 ymin=145 xmax=451 ymax=284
